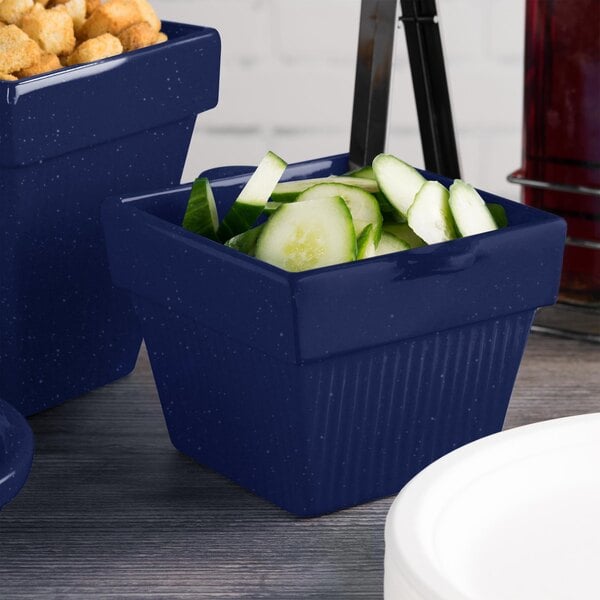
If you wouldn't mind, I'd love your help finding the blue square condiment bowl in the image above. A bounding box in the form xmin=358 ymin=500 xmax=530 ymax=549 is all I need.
xmin=102 ymin=153 xmax=565 ymax=517
xmin=0 ymin=22 xmax=221 ymax=416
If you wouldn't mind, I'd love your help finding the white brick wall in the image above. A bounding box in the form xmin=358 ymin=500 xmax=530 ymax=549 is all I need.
xmin=154 ymin=0 xmax=525 ymax=200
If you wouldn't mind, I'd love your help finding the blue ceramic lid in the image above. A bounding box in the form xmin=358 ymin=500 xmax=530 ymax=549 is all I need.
xmin=0 ymin=399 xmax=34 ymax=509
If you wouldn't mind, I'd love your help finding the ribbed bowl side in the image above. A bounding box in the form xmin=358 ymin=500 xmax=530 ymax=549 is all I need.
xmin=138 ymin=297 xmax=534 ymax=516
xmin=297 ymin=310 xmax=534 ymax=515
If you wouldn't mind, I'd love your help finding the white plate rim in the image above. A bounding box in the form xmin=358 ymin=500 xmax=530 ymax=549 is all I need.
xmin=385 ymin=412 xmax=600 ymax=600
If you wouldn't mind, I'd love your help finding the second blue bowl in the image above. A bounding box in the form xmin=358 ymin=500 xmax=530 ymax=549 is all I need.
xmin=103 ymin=153 xmax=565 ymax=516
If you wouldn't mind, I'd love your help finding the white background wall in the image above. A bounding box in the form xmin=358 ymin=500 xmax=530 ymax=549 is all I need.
xmin=154 ymin=0 xmax=526 ymax=200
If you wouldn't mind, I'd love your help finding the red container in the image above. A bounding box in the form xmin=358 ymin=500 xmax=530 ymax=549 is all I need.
xmin=510 ymin=0 xmax=600 ymax=306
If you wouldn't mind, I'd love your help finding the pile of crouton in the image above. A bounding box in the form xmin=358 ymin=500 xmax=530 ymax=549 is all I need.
xmin=0 ymin=0 xmax=166 ymax=80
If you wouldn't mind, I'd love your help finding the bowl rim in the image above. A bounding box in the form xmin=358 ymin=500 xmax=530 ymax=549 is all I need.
xmin=0 ymin=20 xmax=217 ymax=87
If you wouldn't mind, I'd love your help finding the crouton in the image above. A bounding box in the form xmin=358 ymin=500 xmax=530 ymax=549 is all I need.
xmin=78 ymin=0 xmax=142 ymax=40
xmin=0 ymin=71 xmax=18 ymax=80
xmin=0 ymin=23 xmax=41 ymax=72
xmin=130 ymin=0 xmax=159 ymax=32
xmin=21 ymin=4 xmax=75 ymax=55
xmin=15 ymin=49 xmax=60 ymax=76
xmin=59 ymin=0 xmax=85 ymax=30
xmin=0 ymin=0 xmax=34 ymax=25
xmin=66 ymin=31 xmax=122 ymax=65
xmin=117 ymin=20 xmax=156 ymax=52
xmin=85 ymin=0 xmax=99 ymax=16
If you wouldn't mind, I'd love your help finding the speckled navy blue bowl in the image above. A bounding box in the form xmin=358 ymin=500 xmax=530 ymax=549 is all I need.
xmin=0 ymin=398 xmax=34 ymax=509
xmin=0 ymin=22 xmax=220 ymax=416
xmin=102 ymin=153 xmax=566 ymax=517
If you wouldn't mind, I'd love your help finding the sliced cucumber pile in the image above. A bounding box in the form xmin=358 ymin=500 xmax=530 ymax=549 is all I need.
xmin=182 ymin=151 xmax=508 ymax=273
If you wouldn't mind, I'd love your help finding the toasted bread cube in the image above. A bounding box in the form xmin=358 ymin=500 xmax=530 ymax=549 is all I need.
xmin=0 ymin=71 xmax=18 ymax=80
xmin=0 ymin=24 xmax=41 ymax=72
xmin=21 ymin=4 xmax=75 ymax=55
xmin=0 ymin=0 xmax=34 ymax=25
xmin=66 ymin=32 xmax=122 ymax=65
xmin=131 ymin=0 xmax=159 ymax=32
xmin=78 ymin=0 xmax=142 ymax=40
xmin=117 ymin=20 xmax=156 ymax=52
xmin=153 ymin=31 xmax=166 ymax=45
xmin=59 ymin=0 xmax=85 ymax=29
xmin=85 ymin=0 xmax=99 ymax=16
xmin=15 ymin=50 xmax=60 ymax=76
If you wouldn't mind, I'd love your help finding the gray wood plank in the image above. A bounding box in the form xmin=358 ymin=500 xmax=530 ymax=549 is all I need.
xmin=1 ymin=333 xmax=598 ymax=599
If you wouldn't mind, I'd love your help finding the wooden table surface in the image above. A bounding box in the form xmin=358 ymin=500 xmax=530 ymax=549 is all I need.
xmin=1 ymin=333 xmax=599 ymax=599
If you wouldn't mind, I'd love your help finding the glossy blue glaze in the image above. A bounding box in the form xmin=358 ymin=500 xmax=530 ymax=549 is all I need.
xmin=0 ymin=22 xmax=221 ymax=416
xmin=103 ymin=153 xmax=566 ymax=516
xmin=0 ymin=399 xmax=34 ymax=510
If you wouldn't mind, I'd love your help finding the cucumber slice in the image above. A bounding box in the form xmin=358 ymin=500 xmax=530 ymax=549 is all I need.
xmin=263 ymin=201 xmax=282 ymax=214
xmin=374 ymin=231 xmax=410 ymax=256
xmin=357 ymin=224 xmax=377 ymax=259
xmin=382 ymin=221 xmax=426 ymax=248
xmin=182 ymin=177 xmax=219 ymax=241
xmin=296 ymin=183 xmax=383 ymax=243
xmin=346 ymin=165 xmax=376 ymax=180
xmin=225 ymin=224 xmax=264 ymax=256
xmin=407 ymin=180 xmax=458 ymax=244
xmin=255 ymin=196 xmax=356 ymax=272
xmin=372 ymin=153 xmax=427 ymax=219
xmin=449 ymin=180 xmax=498 ymax=237
xmin=344 ymin=165 xmax=398 ymax=216
xmin=271 ymin=176 xmax=379 ymax=203
xmin=217 ymin=151 xmax=287 ymax=241
xmin=375 ymin=191 xmax=401 ymax=218
xmin=486 ymin=202 xmax=508 ymax=228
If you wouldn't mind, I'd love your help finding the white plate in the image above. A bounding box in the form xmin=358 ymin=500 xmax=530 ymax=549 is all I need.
xmin=385 ymin=413 xmax=600 ymax=600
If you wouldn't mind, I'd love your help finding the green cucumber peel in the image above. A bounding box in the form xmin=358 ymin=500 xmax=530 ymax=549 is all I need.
xmin=182 ymin=177 xmax=219 ymax=241
xmin=357 ymin=224 xmax=377 ymax=259
xmin=486 ymin=203 xmax=508 ymax=228
xmin=224 ymin=224 xmax=264 ymax=256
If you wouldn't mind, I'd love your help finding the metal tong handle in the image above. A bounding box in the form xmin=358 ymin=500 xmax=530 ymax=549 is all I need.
xmin=349 ymin=0 xmax=397 ymax=170
xmin=349 ymin=0 xmax=461 ymax=179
